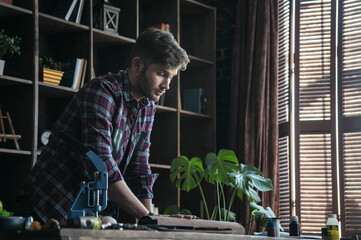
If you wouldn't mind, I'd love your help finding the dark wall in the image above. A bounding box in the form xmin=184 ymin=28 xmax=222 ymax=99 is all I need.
xmin=199 ymin=0 xmax=237 ymax=151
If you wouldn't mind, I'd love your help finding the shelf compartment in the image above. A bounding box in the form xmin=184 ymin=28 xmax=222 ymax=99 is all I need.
xmin=0 ymin=85 xmax=33 ymax=151
xmin=39 ymin=27 xmax=90 ymax=79
xmin=98 ymin=0 xmax=137 ymax=39
xmin=139 ymin=0 xmax=178 ymax=34
xmin=38 ymin=93 xmax=72 ymax=140
xmin=93 ymin=43 xmax=133 ymax=76
xmin=180 ymin=65 xmax=215 ymax=116
xmin=0 ymin=2 xmax=32 ymax=16
xmin=0 ymin=14 xmax=34 ymax=80
xmin=180 ymin=0 xmax=215 ymax=62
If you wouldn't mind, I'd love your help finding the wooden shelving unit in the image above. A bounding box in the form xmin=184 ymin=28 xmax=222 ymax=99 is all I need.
xmin=0 ymin=0 xmax=216 ymax=218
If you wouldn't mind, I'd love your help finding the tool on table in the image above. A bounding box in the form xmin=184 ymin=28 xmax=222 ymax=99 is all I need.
xmin=57 ymin=131 xmax=108 ymax=218
xmin=138 ymin=215 xmax=245 ymax=234
xmin=66 ymin=216 xmax=102 ymax=229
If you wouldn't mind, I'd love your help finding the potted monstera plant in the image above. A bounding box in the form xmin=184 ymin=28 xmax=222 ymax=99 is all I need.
xmin=0 ymin=29 xmax=21 ymax=75
xmin=169 ymin=149 xmax=273 ymax=222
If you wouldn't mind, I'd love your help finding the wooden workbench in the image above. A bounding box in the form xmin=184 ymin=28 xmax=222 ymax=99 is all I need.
xmin=57 ymin=229 xmax=304 ymax=240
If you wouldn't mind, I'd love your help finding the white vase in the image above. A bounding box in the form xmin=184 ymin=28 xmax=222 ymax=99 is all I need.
xmin=0 ymin=60 xmax=5 ymax=75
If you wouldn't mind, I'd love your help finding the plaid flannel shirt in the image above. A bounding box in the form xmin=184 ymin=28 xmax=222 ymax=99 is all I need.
xmin=24 ymin=69 xmax=158 ymax=222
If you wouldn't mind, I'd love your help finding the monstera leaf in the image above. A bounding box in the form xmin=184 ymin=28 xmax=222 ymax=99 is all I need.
xmin=170 ymin=155 xmax=204 ymax=192
xmin=228 ymin=163 xmax=273 ymax=203
xmin=204 ymin=149 xmax=239 ymax=185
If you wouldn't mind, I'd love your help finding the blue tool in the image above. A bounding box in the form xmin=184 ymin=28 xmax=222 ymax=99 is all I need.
xmin=57 ymin=131 xmax=108 ymax=218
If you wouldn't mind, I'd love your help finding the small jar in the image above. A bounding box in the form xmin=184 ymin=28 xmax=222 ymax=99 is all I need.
xmin=289 ymin=216 xmax=300 ymax=236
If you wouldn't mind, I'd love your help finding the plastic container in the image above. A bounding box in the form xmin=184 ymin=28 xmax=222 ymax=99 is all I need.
xmin=289 ymin=216 xmax=301 ymax=236
xmin=327 ymin=214 xmax=339 ymax=240
xmin=273 ymin=218 xmax=281 ymax=237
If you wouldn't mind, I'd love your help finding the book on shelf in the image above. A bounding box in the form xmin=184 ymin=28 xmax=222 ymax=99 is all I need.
xmin=74 ymin=0 xmax=84 ymax=24
xmin=79 ymin=59 xmax=87 ymax=88
xmin=182 ymin=88 xmax=207 ymax=114
xmin=53 ymin=0 xmax=84 ymax=24
xmin=60 ymin=58 xmax=87 ymax=90
xmin=71 ymin=58 xmax=82 ymax=89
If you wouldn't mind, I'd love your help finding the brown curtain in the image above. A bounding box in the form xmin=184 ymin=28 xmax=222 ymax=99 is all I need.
xmin=229 ymin=0 xmax=279 ymax=232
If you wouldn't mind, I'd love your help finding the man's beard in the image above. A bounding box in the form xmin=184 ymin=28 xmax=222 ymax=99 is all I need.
xmin=135 ymin=68 xmax=159 ymax=102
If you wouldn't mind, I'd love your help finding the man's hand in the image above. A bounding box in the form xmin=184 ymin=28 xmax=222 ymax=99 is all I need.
xmin=108 ymin=180 xmax=149 ymax=219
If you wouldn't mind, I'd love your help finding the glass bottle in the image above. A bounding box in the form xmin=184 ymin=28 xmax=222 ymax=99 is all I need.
xmin=326 ymin=214 xmax=339 ymax=240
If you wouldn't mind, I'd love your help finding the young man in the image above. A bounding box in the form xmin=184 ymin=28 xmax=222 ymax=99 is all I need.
xmin=18 ymin=28 xmax=190 ymax=223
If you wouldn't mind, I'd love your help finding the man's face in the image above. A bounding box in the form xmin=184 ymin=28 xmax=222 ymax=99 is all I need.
xmin=135 ymin=64 xmax=179 ymax=102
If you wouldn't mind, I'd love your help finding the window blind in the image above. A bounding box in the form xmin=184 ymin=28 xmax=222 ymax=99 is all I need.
xmin=298 ymin=0 xmax=332 ymax=121
xmin=342 ymin=132 xmax=361 ymax=235
xmin=340 ymin=0 xmax=361 ymax=235
xmin=299 ymin=134 xmax=333 ymax=234
xmin=341 ymin=0 xmax=361 ymax=117
xmin=278 ymin=0 xmax=290 ymax=124
xmin=279 ymin=136 xmax=291 ymax=231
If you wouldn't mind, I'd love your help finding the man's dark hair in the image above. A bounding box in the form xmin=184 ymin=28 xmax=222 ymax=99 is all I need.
xmin=131 ymin=28 xmax=189 ymax=71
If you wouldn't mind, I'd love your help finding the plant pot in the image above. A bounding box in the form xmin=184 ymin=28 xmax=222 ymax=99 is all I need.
xmin=42 ymin=68 xmax=64 ymax=85
xmin=0 ymin=60 xmax=5 ymax=75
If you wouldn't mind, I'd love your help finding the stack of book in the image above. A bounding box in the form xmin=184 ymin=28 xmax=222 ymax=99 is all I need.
xmin=60 ymin=58 xmax=87 ymax=90
xmin=42 ymin=68 xmax=64 ymax=86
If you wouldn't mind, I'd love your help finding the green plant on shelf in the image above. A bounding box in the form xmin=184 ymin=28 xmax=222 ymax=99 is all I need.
xmin=169 ymin=149 xmax=273 ymax=223
xmin=39 ymin=56 xmax=62 ymax=71
xmin=0 ymin=29 xmax=21 ymax=60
